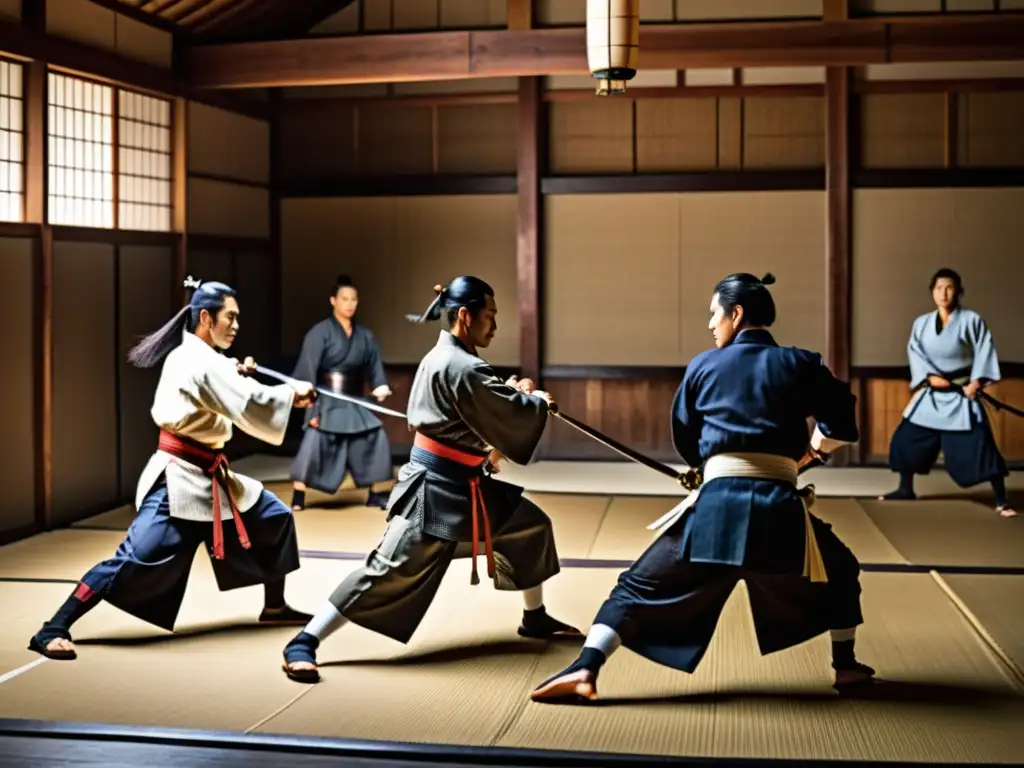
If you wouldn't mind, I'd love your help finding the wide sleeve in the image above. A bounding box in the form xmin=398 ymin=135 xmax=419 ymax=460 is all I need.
xmin=452 ymin=364 xmax=548 ymax=465
xmin=966 ymin=313 xmax=1001 ymax=384
xmin=363 ymin=330 xmax=388 ymax=390
xmin=291 ymin=325 xmax=325 ymax=383
xmin=906 ymin=316 xmax=934 ymax=389
xmin=806 ymin=353 xmax=860 ymax=452
xmin=670 ymin=366 xmax=703 ymax=468
xmin=199 ymin=359 xmax=295 ymax=446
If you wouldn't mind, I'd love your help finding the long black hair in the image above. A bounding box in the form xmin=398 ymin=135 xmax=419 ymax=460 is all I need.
xmin=929 ymin=268 xmax=963 ymax=307
xmin=713 ymin=272 xmax=777 ymax=327
xmin=405 ymin=276 xmax=494 ymax=326
xmin=127 ymin=276 xmax=237 ymax=368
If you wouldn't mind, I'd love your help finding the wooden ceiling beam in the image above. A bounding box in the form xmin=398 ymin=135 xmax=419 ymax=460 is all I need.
xmin=180 ymin=14 xmax=1024 ymax=89
xmin=0 ymin=17 xmax=269 ymax=119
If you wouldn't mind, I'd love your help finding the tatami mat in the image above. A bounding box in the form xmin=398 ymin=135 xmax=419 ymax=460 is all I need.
xmin=526 ymin=493 xmax=611 ymax=560
xmin=586 ymin=496 xmax=674 ymax=561
xmin=859 ymin=499 xmax=1024 ymax=567
xmin=499 ymin=572 xmax=1024 ymax=763
xmin=0 ymin=530 xmax=129 ymax=582
xmin=938 ymin=573 xmax=1024 ymax=681
xmin=0 ymin=558 xmax=355 ymax=730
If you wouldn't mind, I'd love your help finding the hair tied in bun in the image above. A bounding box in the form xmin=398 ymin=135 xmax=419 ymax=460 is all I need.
xmin=760 ymin=272 xmax=776 ymax=286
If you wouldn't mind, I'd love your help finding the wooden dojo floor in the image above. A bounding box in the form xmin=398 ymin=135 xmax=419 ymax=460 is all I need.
xmin=0 ymin=459 xmax=1022 ymax=765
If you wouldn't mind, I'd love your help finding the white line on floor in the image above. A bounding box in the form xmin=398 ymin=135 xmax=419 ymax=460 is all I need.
xmin=0 ymin=657 xmax=49 ymax=684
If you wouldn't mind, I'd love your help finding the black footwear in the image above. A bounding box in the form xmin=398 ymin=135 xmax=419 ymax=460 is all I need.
xmin=366 ymin=490 xmax=390 ymax=509
xmin=260 ymin=605 xmax=314 ymax=625
xmin=518 ymin=607 xmax=583 ymax=639
xmin=833 ymin=660 xmax=875 ymax=691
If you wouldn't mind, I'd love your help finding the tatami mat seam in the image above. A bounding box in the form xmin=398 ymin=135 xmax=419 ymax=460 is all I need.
xmin=485 ymin=651 xmax=545 ymax=748
xmin=243 ymin=685 xmax=318 ymax=734
xmin=583 ymin=496 xmax=616 ymax=559
xmin=928 ymin=570 xmax=1024 ymax=693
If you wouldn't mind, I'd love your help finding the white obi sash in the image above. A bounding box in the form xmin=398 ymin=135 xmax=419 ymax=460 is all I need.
xmin=647 ymin=452 xmax=828 ymax=583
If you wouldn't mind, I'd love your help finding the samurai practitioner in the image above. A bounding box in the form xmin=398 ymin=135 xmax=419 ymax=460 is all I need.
xmin=281 ymin=276 xmax=580 ymax=683
xmin=290 ymin=275 xmax=394 ymax=511
xmin=28 ymin=278 xmax=318 ymax=661
xmin=531 ymin=273 xmax=874 ymax=704
xmin=879 ymin=269 xmax=1015 ymax=518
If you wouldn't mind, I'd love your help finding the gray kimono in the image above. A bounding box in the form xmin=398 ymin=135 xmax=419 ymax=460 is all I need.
xmin=322 ymin=331 xmax=562 ymax=644
xmin=903 ymin=308 xmax=1001 ymax=432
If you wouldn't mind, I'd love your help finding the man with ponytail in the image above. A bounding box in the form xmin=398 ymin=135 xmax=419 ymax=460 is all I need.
xmin=532 ymin=272 xmax=875 ymax=704
xmin=28 ymin=277 xmax=318 ymax=661
xmin=281 ymin=276 xmax=579 ymax=684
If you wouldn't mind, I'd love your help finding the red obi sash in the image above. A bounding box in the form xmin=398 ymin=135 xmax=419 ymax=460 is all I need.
xmin=413 ymin=433 xmax=494 ymax=586
xmin=158 ymin=429 xmax=251 ymax=560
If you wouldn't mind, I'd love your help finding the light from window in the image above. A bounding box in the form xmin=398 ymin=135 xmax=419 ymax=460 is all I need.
xmin=47 ymin=72 xmax=114 ymax=228
xmin=118 ymin=90 xmax=171 ymax=232
xmin=0 ymin=60 xmax=24 ymax=223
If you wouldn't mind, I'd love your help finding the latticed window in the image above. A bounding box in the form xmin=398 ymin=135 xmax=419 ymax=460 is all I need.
xmin=46 ymin=72 xmax=173 ymax=231
xmin=0 ymin=59 xmax=24 ymax=223
xmin=118 ymin=89 xmax=172 ymax=232
xmin=47 ymin=72 xmax=114 ymax=228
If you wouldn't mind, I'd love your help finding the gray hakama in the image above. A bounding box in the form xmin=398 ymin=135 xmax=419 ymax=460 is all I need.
xmin=289 ymin=318 xmax=393 ymax=493
xmin=888 ymin=308 xmax=1008 ymax=489
xmin=322 ymin=331 xmax=561 ymax=644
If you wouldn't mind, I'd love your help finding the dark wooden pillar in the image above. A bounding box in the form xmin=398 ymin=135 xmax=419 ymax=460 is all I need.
xmin=269 ymin=88 xmax=283 ymax=363
xmin=23 ymin=0 xmax=53 ymax=530
xmin=825 ymin=0 xmax=853 ymax=465
xmin=512 ymin=0 xmax=542 ymax=384
xmin=172 ymin=97 xmax=189 ymax=305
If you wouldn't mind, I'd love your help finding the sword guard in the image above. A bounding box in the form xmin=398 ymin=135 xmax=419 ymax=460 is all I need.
xmin=678 ymin=467 xmax=702 ymax=491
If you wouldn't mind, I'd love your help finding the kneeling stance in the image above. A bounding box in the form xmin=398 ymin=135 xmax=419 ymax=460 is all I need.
xmin=283 ymin=276 xmax=579 ymax=682
xmin=532 ymin=273 xmax=874 ymax=703
xmin=29 ymin=279 xmax=317 ymax=660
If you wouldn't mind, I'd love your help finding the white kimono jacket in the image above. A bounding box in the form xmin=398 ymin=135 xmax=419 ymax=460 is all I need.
xmin=134 ymin=331 xmax=295 ymax=522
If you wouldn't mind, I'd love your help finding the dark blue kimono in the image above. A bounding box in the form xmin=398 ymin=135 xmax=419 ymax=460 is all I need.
xmin=593 ymin=329 xmax=864 ymax=673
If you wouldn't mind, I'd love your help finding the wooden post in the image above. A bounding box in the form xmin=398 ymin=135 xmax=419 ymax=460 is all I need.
xmin=23 ymin=0 xmax=53 ymax=530
xmin=825 ymin=0 xmax=853 ymax=465
xmin=516 ymin=76 xmax=542 ymax=385
xmin=172 ymin=97 xmax=189 ymax=306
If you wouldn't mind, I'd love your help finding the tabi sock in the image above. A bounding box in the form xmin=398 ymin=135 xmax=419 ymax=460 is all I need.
xmin=831 ymin=628 xmax=857 ymax=668
xmin=291 ymin=489 xmax=306 ymax=509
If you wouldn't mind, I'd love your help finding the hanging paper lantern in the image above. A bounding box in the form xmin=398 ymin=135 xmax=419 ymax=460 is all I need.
xmin=586 ymin=0 xmax=640 ymax=96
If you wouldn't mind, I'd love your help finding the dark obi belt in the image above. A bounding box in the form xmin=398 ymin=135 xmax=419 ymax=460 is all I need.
xmin=411 ymin=433 xmax=494 ymax=586
xmin=158 ymin=429 xmax=250 ymax=561
xmin=319 ymin=370 xmax=365 ymax=396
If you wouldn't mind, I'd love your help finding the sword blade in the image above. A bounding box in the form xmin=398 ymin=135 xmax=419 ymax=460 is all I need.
xmin=253 ymin=364 xmax=408 ymax=420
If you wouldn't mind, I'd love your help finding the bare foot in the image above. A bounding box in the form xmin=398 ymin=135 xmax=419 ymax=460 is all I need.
xmin=530 ymin=668 xmax=598 ymax=703
xmin=998 ymin=506 xmax=1017 ymax=518
xmin=47 ymin=637 xmax=75 ymax=655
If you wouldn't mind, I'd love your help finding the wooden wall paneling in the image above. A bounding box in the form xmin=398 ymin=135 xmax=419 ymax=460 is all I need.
xmin=0 ymin=237 xmax=39 ymax=538
xmin=117 ymin=245 xmax=174 ymax=501
xmin=50 ymin=241 xmax=119 ymax=526
xmin=233 ymin=250 xmax=276 ymax=368
xmin=187 ymin=248 xmax=235 ymax=287
xmin=173 ymin=98 xmax=189 ymax=305
xmin=269 ymin=89 xmax=283 ymax=362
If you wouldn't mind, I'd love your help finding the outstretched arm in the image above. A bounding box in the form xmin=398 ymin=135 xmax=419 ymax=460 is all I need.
xmin=200 ymin=358 xmax=314 ymax=447
xmin=453 ymin=364 xmax=550 ymax=465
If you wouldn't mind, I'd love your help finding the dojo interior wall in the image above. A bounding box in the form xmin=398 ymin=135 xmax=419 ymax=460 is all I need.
xmin=0 ymin=237 xmax=37 ymax=536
